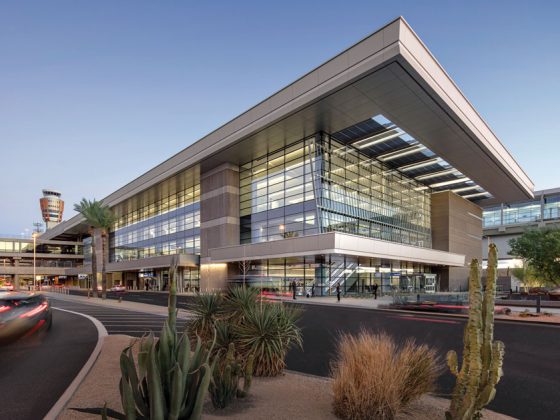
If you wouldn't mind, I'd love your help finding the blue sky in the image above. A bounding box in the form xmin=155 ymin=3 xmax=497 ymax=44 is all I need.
xmin=1 ymin=1 xmax=559 ymax=235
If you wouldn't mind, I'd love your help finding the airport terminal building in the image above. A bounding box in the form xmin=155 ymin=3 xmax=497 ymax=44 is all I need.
xmin=42 ymin=18 xmax=533 ymax=295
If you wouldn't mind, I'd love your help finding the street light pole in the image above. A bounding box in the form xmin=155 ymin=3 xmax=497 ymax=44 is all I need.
xmin=32 ymin=232 xmax=37 ymax=291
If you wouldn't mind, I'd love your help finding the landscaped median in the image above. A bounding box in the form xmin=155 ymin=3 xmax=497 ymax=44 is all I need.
xmin=57 ymin=333 xmax=514 ymax=420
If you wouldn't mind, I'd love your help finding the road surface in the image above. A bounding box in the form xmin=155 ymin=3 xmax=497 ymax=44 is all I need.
xmin=0 ymin=308 xmax=97 ymax=420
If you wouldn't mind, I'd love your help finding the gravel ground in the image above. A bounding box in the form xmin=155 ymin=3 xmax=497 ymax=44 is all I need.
xmin=59 ymin=336 xmax=516 ymax=420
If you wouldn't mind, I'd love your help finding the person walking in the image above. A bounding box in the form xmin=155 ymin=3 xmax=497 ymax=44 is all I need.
xmin=311 ymin=283 xmax=315 ymax=297
xmin=372 ymin=283 xmax=379 ymax=300
xmin=336 ymin=284 xmax=341 ymax=302
xmin=292 ymin=280 xmax=297 ymax=300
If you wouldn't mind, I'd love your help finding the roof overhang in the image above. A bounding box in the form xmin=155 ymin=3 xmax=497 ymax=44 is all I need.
xmin=44 ymin=16 xmax=533 ymax=240
xmin=204 ymin=232 xmax=465 ymax=267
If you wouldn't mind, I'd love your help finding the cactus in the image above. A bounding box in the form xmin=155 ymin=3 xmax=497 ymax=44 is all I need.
xmin=118 ymin=255 xmax=214 ymax=420
xmin=208 ymin=342 xmax=254 ymax=409
xmin=446 ymin=243 xmax=505 ymax=420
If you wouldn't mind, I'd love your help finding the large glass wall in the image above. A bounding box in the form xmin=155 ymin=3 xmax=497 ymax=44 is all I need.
xmin=236 ymin=255 xmax=431 ymax=296
xmin=483 ymin=193 xmax=560 ymax=228
xmin=319 ymin=135 xmax=431 ymax=247
xmin=110 ymin=165 xmax=200 ymax=262
xmin=239 ymin=134 xmax=431 ymax=248
xmin=0 ymin=239 xmax=82 ymax=255
xmin=240 ymin=137 xmax=319 ymax=243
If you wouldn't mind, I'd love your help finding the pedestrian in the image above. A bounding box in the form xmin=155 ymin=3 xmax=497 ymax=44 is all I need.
xmin=372 ymin=283 xmax=379 ymax=300
xmin=336 ymin=284 xmax=341 ymax=302
xmin=292 ymin=280 xmax=297 ymax=300
xmin=311 ymin=283 xmax=315 ymax=297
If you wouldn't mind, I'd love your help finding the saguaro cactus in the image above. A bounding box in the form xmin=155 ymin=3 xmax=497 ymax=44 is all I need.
xmin=446 ymin=243 xmax=505 ymax=420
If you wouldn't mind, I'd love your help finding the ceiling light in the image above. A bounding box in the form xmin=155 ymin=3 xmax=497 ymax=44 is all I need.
xmin=377 ymin=145 xmax=426 ymax=161
xmin=429 ymin=177 xmax=471 ymax=188
xmin=415 ymin=168 xmax=458 ymax=181
xmin=452 ymin=185 xmax=480 ymax=193
xmin=353 ymin=128 xmax=404 ymax=149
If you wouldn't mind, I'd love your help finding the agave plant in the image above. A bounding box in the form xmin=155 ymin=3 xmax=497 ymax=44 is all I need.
xmin=118 ymin=256 xmax=214 ymax=420
xmin=234 ymin=302 xmax=303 ymax=376
xmin=186 ymin=292 xmax=224 ymax=342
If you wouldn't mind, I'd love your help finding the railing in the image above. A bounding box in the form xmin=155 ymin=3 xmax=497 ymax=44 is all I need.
xmin=49 ymin=285 xmax=70 ymax=295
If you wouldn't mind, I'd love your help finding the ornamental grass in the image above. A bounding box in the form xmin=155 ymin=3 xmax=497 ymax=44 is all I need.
xmin=331 ymin=331 xmax=441 ymax=420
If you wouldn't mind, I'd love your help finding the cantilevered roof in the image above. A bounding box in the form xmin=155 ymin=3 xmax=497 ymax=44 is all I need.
xmin=331 ymin=115 xmax=492 ymax=201
xmin=43 ymin=16 xmax=533 ymax=240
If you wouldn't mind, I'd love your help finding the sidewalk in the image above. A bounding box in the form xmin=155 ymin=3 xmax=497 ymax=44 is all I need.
xmin=43 ymin=291 xmax=192 ymax=319
xmin=46 ymin=290 xmax=560 ymax=325
xmin=280 ymin=294 xmax=560 ymax=324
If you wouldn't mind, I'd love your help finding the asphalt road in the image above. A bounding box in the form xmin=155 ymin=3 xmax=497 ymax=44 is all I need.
xmin=0 ymin=307 xmax=97 ymax=420
xmin=285 ymin=303 xmax=560 ymax=420
xmin=65 ymin=290 xmax=560 ymax=419
xmin=49 ymin=297 xmax=190 ymax=337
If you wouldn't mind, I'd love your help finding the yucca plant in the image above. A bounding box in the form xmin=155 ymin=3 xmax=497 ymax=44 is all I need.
xmin=187 ymin=292 xmax=224 ymax=342
xmin=222 ymin=286 xmax=260 ymax=323
xmin=118 ymin=256 xmax=213 ymax=420
xmin=234 ymin=302 xmax=303 ymax=376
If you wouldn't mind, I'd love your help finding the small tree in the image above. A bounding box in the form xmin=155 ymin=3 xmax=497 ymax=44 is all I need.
xmin=238 ymin=260 xmax=250 ymax=288
xmin=508 ymin=229 xmax=560 ymax=286
xmin=74 ymin=198 xmax=115 ymax=299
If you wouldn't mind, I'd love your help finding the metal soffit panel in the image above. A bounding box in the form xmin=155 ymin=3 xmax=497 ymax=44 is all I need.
xmin=208 ymin=62 xmax=529 ymax=204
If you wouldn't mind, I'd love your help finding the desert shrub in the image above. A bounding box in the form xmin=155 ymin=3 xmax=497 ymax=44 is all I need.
xmin=331 ymin=331 xmax=441 ymax=420
xmin=234 ymin=302 xmax=303 ymax=376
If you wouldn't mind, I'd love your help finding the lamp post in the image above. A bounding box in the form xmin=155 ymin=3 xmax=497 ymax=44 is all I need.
xmin=32 ymin=232 xmax=37 ymax=291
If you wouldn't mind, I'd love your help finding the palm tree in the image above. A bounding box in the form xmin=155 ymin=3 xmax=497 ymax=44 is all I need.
xmin=74 ymin=198 xmax=115 ymax=299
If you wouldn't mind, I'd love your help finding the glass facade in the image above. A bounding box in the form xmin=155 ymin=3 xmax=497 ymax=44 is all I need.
xmin=318 ymin=134 xmax=431 ymax=247
xmin=110 ymin=165 xmax=201 ymax=262
xmin=0 ymin=239 xmax=82 ymax=255
xmin=239 ymin=133 xmax=431 ymax=248
xmin=483 ymin=192 xmax=560 ymax=228
xmin=240 ymin=138 xmax=319 ymax=243
xmin=237 ymin=255 xmax=431 ymax=296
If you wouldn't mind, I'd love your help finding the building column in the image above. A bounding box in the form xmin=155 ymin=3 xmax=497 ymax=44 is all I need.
xmin=13 ymin=257 xmax=21 ymax=290
xmin=431 ymin=191 xmax=482 ymax=291
xmin=199 ymin=163 xmax=240 ymax=290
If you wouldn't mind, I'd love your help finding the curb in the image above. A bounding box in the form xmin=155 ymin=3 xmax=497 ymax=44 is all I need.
xmin=285 ymin=299 xmax=560 ymax=327
xmin=43 ymin=307 xmax=108 ymax=420
xmin=44 ymin=292 xmax=192 ymax=319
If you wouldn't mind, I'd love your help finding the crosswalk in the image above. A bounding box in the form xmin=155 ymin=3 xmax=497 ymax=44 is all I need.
xmin=49 ymin=297 xmax=191 ymax=337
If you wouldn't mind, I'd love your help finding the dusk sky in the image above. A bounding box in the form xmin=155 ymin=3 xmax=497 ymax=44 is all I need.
xmin=1 ymin=1 xmax=559 ymax=236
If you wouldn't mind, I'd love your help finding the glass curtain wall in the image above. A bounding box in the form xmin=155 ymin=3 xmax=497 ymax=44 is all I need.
xmin=110 ymin=165 xmax=201 ymax=262
xmin=241 ymin=256 xmax=429 ymax=296
xmin=240 ymin=137 xmax=320 ymax=243
xmin=239 ymin=134 xmax=431 ymax=248
xmin=318 ymin=134 xmax=432 ymax=247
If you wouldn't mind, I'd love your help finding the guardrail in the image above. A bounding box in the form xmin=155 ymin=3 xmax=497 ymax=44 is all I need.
xmin=50 ymin=285 xmax=70 ymax=295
